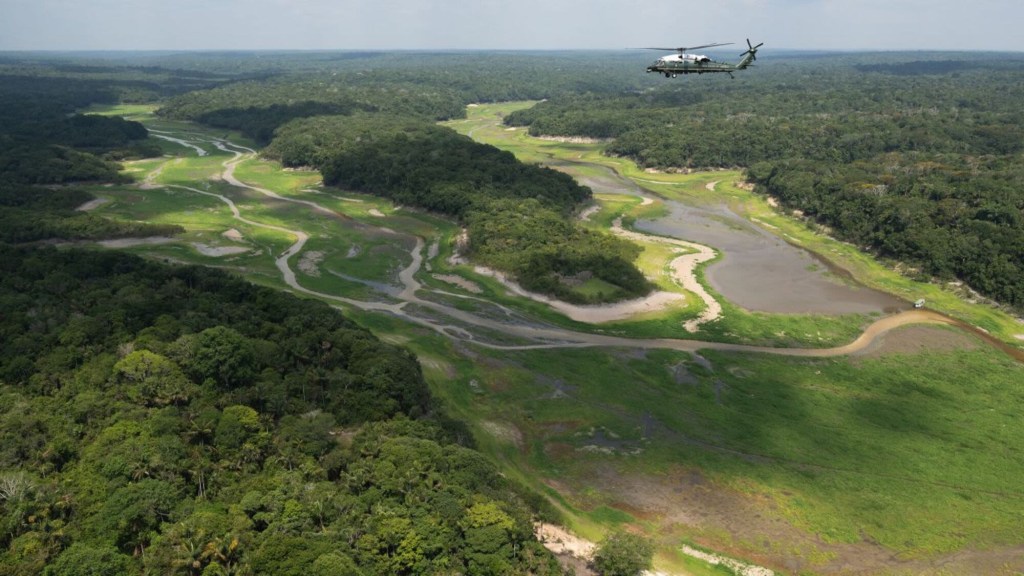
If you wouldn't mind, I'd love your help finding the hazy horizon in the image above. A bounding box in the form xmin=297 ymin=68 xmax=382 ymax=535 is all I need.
xmin=2 ymin=47 xmax=1022 ymax=55
xmin=1 ymin=0 xmax=1021 ymax=53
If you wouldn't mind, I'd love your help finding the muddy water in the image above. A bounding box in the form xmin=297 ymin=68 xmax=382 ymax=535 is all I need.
xmin=577 ymin=165 xmax=906 ymax=315
xmin=639 ymin=202 xmax=906 ymax=314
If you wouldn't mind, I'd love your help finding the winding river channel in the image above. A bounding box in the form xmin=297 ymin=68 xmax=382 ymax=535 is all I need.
xmin=140 ymin=135 xmax=1018 ymax=362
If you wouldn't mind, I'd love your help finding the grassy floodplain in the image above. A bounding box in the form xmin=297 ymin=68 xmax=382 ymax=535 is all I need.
xmin=83 ymin=102 xmax=1024 ymax=575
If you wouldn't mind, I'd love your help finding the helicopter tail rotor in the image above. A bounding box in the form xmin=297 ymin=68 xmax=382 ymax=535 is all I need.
xmin=740 ymin=38 xmax=763 ymax=57
xmin=737 ymin=39 xmax=763 ymax=69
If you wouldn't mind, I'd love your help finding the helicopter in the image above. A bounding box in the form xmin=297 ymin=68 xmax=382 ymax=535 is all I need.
xmin=644 ymin=39 xmax=763 ymax=78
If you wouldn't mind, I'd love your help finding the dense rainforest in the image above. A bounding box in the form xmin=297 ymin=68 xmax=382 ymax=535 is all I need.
xmin=504 ymin=54 xmax=1024 ymax=309
xmin=0 ymin=246 xmax=564 ymax=575
xmin=154 ymin=51 xmax=647 ymax=145
xmin=0 ymin=76 xmax=157 ymax=185
xmin=0 ymin=74 xmax=183 ymax=242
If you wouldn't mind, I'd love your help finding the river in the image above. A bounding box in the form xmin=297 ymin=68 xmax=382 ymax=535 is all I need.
xmin=577 ymin=164 xmax=906 ymax=315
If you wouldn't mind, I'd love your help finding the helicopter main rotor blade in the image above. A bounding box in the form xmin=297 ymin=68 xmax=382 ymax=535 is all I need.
xmin=678 ymin=42 xmax=733 ymax=51
xmin=641 ymin=42 xmax=733 ymax=52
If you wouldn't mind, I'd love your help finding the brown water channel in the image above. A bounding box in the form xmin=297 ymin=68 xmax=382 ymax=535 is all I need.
xmin=577 ymin=166 xmax=906 ymax=315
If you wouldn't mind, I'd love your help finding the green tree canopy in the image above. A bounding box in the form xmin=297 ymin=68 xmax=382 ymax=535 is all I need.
xmin=592 ymin=531 xmax=653 ymax=576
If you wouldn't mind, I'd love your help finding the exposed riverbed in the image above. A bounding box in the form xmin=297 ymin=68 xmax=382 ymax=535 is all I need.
xmin=637 ymin=201 xmax=906 ymax=314
xmin=577 ymin=164 xmax=905 ymax=315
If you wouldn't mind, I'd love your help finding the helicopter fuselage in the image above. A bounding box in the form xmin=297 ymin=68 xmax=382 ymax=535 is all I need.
xmin=647 ymin=55 xmax=738 ymax=76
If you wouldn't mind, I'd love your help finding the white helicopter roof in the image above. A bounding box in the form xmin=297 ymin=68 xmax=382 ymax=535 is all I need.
xmin=660 ymin=53 xmax=704 ymax=62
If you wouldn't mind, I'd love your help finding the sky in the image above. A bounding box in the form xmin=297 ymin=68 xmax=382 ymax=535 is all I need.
xmin=0 ymin=0 xmax=1021 ymax=53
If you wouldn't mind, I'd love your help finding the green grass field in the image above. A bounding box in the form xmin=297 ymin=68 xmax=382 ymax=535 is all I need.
xmin=421 ymin=336 xmax=1024 ymax=567
xmin=85 ymin=104 xmax=1024 ymax=575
